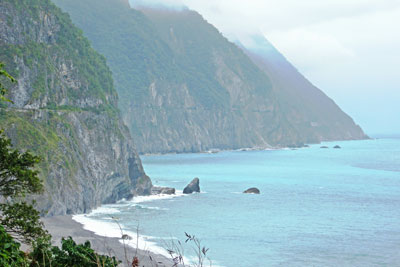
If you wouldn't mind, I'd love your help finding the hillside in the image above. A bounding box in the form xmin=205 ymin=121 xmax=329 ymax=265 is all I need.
xmin=239 ymin=35 xmax=367 ymax=142
xmin=0 ymin=0 xmax=152 ymax=215
xmin=53 ymin=0 xmax=367 ymax=154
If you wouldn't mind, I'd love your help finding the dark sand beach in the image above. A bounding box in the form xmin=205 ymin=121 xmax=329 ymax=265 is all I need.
xmin=41 ymin=216 xmax=174 ymax=267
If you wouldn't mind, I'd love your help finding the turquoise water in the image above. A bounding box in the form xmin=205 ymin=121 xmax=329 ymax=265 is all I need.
xmin=82 ymin=138 xmax=400 ymax=266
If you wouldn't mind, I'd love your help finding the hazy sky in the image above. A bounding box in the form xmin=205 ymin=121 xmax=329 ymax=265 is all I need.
xmin=131 ymin=0 xmax=400 ymax=135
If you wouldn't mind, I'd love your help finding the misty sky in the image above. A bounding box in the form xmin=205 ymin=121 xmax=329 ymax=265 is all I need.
xmin=131 ymin=0 xmax=400 ymax=135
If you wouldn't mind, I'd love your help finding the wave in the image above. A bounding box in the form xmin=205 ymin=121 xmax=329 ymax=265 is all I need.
xmin=71 ymin=214 xmax=217 ymax=265
xmin=72 ymin=214 xmax=172 ymax=258
xmin=88 ymin=206 xmax=121 ymax=215
xmin=135 ymin=204 xmax=169 ymax=211
xmin=130 ymin=190 xmax=187 ymax=204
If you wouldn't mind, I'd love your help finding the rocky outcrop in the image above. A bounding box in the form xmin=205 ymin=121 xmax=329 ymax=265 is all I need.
xmin=333 ymin=145 xmax=341 ymax=149
xmin=243 ymin=188 xmax=260 ymax=194
xmin=0 ymin=0 xmax=151 ymax=216
xmin=183 ymin=178 xmax=200 ymax=194
xmin=151 ymin=186 xmax=175 ymax=195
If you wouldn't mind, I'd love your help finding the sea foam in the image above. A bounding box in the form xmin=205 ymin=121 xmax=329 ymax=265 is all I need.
xmin=72 ymin=213 xmax=172 ymax=258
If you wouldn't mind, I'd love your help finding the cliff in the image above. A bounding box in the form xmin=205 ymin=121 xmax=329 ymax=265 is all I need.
xmin=53 ymin=0 xmax=367 ymax=154
xmin=0 ymin=0 xmax=152 ymax=216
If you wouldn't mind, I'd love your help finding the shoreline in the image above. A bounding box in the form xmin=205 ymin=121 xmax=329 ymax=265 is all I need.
xmin=139 ymin=137 xmax=371 ymax=156
xmin=42 ymin=215 xmax=174 ymax=267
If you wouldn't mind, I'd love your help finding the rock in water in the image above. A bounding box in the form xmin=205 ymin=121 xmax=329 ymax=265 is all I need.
xmin=183 ymin=178 xmax=200 ymax=194
xmin=243 ymin=188 xmax=260 ymax=194
xmin=151 ymin=187 xmax=176 ymax=195
xmin=333 ymin=145 xmax=341 ymax=149
xmin=320 ymin=146 xmax=329 ymax=149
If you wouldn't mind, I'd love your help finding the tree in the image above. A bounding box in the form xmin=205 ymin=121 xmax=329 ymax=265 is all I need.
xmin=0 ymin=62 xmax=47 ymax=244
xmin=0 ymin=62 xmax=15 ymax=103
xmin=0 ymin=130 xmax=43 ymax=197
xmin=0 ymin=130 xmax=48 ymax=245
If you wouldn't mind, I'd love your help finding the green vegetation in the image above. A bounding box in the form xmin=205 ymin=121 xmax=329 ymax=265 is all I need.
xmin=0 ymin=225 xmax=28 ymax=266
xmin=52 ymin=0 xmax=278 ymax=154
xmin=0 ymin=0 xmax=118 ymax=114
xmin=0 ymin=110 xmax=80 ymax=186
xmin=0 ymin=0 xmax=132 ymax=215
xmin=0 ymin=128 xmax=120 ymax=266
xmin=0 ymin=62 xmax=15 ymax=103
xmin=1 ymin=57 xmax=120 ymax=267
xmin=30 ymin=237 xmax=120 ymax=266
xmin=53 ymin=0 xmax=271 ymax=111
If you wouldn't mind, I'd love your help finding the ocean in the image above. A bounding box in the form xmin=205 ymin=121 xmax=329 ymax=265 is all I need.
xmin=74 ymin=138 xmax=400 ymax=266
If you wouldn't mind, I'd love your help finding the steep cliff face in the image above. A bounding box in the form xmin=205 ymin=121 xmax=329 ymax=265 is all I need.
xmin=0 ymin=0 xmax=151 ymax=216
xmin=53 ymin=0 xmax=367 ymax=154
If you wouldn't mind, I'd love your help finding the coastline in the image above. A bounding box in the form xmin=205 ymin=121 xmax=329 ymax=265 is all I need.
xmin=139 ymin=137 xmax=371 ymax=156
xmin=42 ymin=215 xmax=174 ymax=267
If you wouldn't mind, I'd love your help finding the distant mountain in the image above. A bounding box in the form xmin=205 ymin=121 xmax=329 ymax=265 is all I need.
xmin=53 ymin=0 xmax=367 ymax=154
xmin=239 ymin=35 xmax=367 ymax=142
xmin=0 ymin=0 xmax=151 ymax=215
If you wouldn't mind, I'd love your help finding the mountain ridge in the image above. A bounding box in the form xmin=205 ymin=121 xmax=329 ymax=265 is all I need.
xmin=53 ymin=0 xmax=367 ymax=154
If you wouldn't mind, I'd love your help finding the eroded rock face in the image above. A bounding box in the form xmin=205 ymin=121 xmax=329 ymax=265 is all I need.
xmin=243 ymin=188 xmax=260 ymax=194
xmin=183 ymin=178 xmax=200 ymax=194
xmin=0 ymin=0 xmax=152 ymax=216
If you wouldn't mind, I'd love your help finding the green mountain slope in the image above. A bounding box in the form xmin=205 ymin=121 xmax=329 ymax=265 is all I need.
xmin=239 ymin=35 xmax=368 ymax=142
xmin=53 ymin=0 xmax=367 ymax=153
xmin=0 ymin=0 xmax=151 ymax=215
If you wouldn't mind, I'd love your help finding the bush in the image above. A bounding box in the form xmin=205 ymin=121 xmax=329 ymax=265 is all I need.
xmin=30 ymin=237 xmax=120 ymax=267
xmin=0 ymin=225 xmax=28 ymax=267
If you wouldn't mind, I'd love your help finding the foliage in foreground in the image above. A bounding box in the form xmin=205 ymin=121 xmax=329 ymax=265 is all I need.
xmin=165 ymin=232 xmax=211 ymax=267
xmin=0 ymin=129 xmax=121 ymax=266
xmin=30 ymin=237 xmax=120 ymax=267
xmin=0 ymin=225 xmax=28 ymax=266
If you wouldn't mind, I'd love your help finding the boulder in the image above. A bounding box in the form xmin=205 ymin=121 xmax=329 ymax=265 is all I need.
xmin=183 ymin=178 xmax=200 ymax=194
xmin=333 ymin=145 xmax=341 ymax=149
xmin=151 ymin=186 xmax=176 ymax=195
xmin=243 ymin=187 xmax=260 ymax=194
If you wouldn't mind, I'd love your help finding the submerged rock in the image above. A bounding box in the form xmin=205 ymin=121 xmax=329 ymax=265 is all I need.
xmin=243 ymin=188 xmax=260 ymax=194
xmin=183 ymin=178 xmax=200 ymax=194
xmin=320 ymin=146 xmax=329 ymax=149
xmin=333 ymin=145 xmax=341 ymax=149
xmin=151 ymin=186 xmax=176 ymax=195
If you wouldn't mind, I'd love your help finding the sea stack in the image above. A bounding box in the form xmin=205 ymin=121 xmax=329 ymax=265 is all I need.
xmin=243 ymin=188 xmax=260 ymax=194
xmin=183 ymin=178 xmax=200 ymax=194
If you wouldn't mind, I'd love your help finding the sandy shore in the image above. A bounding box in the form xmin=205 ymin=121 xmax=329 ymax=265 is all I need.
xmin=41 ymin=215 xmax=174 ymax=267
